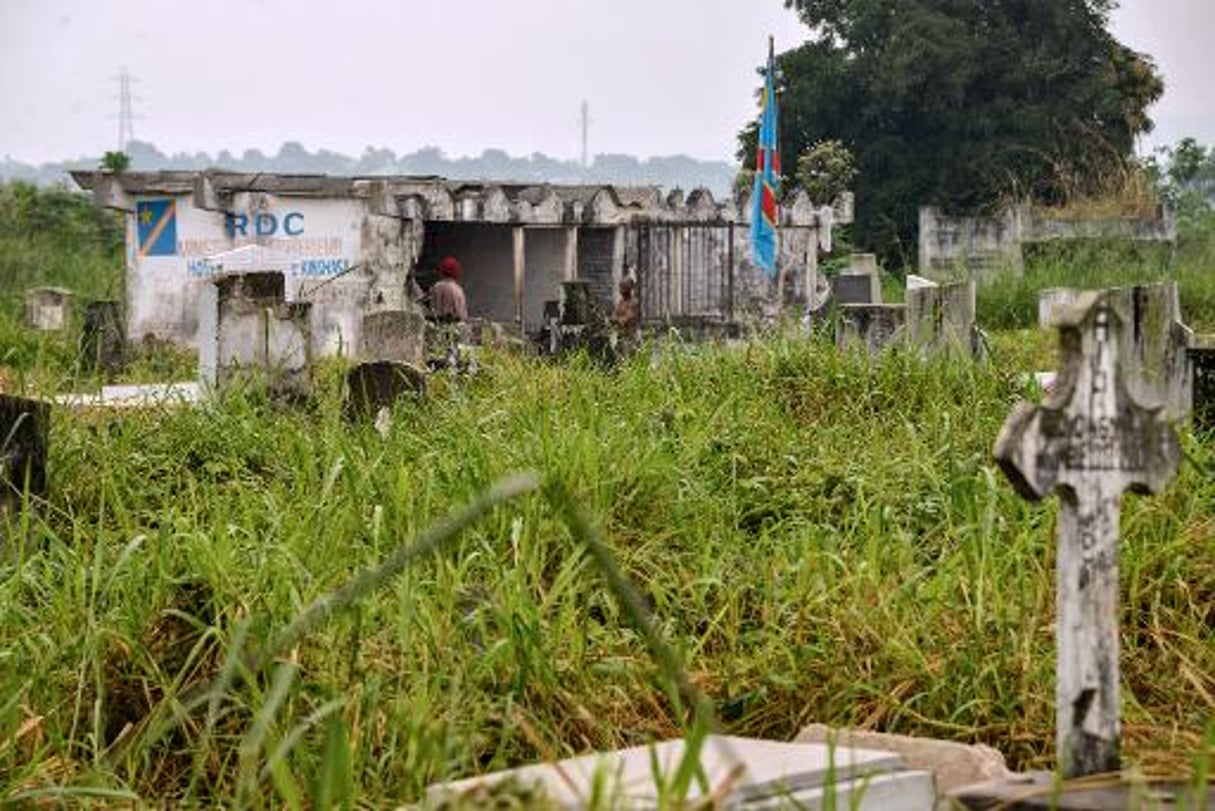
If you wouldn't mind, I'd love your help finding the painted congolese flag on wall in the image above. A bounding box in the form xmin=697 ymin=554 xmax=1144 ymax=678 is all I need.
xmin=136 ymin=198 xmax=178 ymax=257
xmin=750 ymin=40 xmax=780 ymax=277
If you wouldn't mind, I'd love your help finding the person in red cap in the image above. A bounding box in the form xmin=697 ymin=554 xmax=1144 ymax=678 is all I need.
xmin=429 ymin=256 xmax=468 ymax=322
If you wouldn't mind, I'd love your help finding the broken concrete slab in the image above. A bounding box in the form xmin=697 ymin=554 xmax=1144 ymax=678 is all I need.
xmin=426 ymin=735 xmax=935 ymax=810
xmin=0 ymin=394 xmax=50 ymax=512
xmin=53 ymin=382 xmax=202 ymax=410
xmin=794 ymin=725 xmax=1010 ymax=799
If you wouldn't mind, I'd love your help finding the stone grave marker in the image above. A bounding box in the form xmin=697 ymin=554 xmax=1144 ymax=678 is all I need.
xmin=0 ymin=394 xmax=50 ymax=514
xmin=993 ymin=292 xmax=1180 ymax=778
xmin=360 ymin=309 xmax=426 ymax=366
xmin=80 ymin=300 xmax=125 ymax=374
xmin=836 ymin=303 xmax=906 ymax=354
xmin=24 ymin=287 xmax=75 ymax=332
xmin=906 ymin=279 xmax=978 ymax=359
xmin=831 ymin=254 xmax=882 ymax=307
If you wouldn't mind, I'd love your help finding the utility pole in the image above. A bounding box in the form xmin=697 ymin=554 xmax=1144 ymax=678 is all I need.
xmin=580 ymin=100 xmax=590 ymax=169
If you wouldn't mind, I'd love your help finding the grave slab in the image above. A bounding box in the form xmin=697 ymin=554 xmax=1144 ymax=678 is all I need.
xmin=426 ymin=735 xmax=934 ymax=810
xmin=795 ymin=724 xmax=1010 ymax=798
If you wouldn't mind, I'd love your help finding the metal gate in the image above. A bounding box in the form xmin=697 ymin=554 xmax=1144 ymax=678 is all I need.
xmin=632 ymin=222 xmax=735 ymax=324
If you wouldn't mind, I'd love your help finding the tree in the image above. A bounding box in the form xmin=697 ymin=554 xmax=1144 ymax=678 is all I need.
xmin=740 ymin=0 xmax=1164 ymax=265
xmin=795 ymin=140 xmax=856 ymax=207
xmin=100 ymin=151 xmax=131 ymax=173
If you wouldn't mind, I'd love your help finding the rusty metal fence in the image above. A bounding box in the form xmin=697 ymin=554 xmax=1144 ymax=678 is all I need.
xmin=632 ymin=222 xmax=735 ymax=325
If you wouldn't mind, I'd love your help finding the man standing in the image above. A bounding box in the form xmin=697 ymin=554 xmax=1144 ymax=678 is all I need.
xmin=429 ymin=256 xmax=468 ymax=322
xmin=612 ymin=276 xmax=640 ymax=339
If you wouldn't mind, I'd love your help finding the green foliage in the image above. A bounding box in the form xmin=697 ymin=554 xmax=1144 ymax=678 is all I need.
xmin=100 ymin=151 xmax=131 ymax=174
xmin=0 ymin=181 xmax=123 ymax=301
xmin=741 ymin=0 xmax=1164 ymax=265
xmin=794 ymin=139 xmax=856 ymax=207
xmin=1147 ymin=138 xmax=1215 ymax=229
xmin=1 ymin=325 xmax=1212 ymax=803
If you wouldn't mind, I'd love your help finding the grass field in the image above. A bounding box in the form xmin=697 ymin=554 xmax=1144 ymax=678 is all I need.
xmin=1 ymin=187 xmax=1213 ymax=806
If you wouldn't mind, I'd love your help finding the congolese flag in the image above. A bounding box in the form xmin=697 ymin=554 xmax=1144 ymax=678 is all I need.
xmin=750 ymin=41 xmax=780 ymax=277
xmin=136 ymin=198 xmax=178 ymax=257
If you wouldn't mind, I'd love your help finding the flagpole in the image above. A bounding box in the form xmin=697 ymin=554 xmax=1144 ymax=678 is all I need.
xmin=769 ymin=36 xmax=785 ymax=316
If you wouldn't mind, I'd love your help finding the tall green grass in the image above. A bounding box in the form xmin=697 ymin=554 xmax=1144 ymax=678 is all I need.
xmin=1 ymin=336 xmax=1211 ymax=805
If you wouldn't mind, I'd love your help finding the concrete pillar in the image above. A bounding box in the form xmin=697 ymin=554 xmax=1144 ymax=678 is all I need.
xmin=563 ymin=227 xmax=578 ymax=282
xmin=513 ymin=227 xmax=526 ymax=329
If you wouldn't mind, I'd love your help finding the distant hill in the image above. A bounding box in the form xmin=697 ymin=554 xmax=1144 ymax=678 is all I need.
xmin=1 ymin=140 xmax=739 ymax=199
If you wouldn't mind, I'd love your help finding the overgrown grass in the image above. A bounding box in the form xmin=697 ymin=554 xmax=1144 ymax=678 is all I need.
xmin=1 ymin=333 xmax=1212 ymax=805
xmin=1 ymin=184 xmax=1213 ymax=804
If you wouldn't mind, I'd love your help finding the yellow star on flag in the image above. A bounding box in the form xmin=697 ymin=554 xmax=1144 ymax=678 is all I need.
xmin=140 ymin=209 xmax=153 ymax=225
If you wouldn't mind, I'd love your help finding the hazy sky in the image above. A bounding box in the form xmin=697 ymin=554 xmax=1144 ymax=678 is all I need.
xmin=0 ymin=0 xmax=1211 ymax=166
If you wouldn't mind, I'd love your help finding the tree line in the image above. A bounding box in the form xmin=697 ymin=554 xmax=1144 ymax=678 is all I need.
xmin=1 ymin=140 xmax=737 ymax=199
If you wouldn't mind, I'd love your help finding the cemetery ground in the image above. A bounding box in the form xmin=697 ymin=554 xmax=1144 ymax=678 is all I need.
xmin=2 ymin=219 xmax=1215 ymax=804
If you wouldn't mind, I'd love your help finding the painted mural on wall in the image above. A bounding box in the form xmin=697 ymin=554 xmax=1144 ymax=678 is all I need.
xmin=126 ymin=195 xmax=364 ymax=351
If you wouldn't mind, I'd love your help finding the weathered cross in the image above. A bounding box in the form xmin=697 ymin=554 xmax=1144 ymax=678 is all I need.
xmin=994 ymin=292 xmax=1181 ymax=778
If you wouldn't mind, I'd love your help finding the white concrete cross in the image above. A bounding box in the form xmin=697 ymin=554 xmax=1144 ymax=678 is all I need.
xmin=994 ymin=292 xmax=1180 ymax=778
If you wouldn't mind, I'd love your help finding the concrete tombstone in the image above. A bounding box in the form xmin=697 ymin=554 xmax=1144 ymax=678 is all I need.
xmin=24 ymin=287 xmax=75 ymax=332
xmin=906 ymin=280 xmax=978 ymax=358
xmin=197 ymin=271 xmax=312 ymax=394
xmin=359 ymin=310 xmax=427 ymax=366
xmin=836 ymin=304 xmax=906 ymax=354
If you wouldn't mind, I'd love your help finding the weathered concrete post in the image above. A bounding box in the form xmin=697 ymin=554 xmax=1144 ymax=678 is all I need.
xmin=993 ymin=293 xmax=1180 ymax=777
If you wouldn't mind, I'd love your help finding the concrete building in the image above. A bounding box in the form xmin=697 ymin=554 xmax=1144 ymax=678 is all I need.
xmin=70 ymin=171 xmax=839 ymax=357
